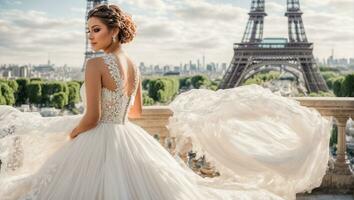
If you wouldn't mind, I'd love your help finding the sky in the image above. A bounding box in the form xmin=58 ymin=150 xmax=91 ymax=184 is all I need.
xmin=0 ymin=0 xmax=353 ymax=68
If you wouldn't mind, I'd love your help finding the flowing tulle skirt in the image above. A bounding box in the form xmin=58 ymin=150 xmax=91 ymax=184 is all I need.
xmin=0 ymin=84 xmax=332 ymax=200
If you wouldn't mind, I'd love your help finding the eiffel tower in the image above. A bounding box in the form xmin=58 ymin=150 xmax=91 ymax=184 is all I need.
xmin=81 ymin=0 xmax=108 ymax=72
xmin=219 ymin=0 xmax=329 ymax=93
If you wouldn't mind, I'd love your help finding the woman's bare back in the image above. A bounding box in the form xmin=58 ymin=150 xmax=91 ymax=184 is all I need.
xmin=101 ymin=51 xmax=137 ymax=97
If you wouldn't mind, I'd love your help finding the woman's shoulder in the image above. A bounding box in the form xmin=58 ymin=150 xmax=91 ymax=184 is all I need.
xmin=122 ymin=53 xmax=135 ymax=66
xmin=124 ymin=54 xmax=139 ymax=74
xmin=85 ymin=56 xmax=106 ymax=73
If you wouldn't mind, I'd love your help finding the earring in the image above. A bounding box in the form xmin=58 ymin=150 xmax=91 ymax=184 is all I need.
xmin=112 ymin=36 xmax=116 ymax=43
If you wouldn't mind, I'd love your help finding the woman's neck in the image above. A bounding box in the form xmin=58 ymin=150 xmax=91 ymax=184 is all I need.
xmin=103 ymin=41 xmax=123 ymax=54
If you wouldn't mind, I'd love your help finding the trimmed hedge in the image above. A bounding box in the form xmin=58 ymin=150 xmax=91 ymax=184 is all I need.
xmin=148 ymin=78 xmax=179 ymax=103
xmin=0 ymin=82 xmax=15 ymax=105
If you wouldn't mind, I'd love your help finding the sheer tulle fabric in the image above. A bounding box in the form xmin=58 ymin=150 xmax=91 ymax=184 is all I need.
xmin=168 ymin=84 xmax=332 ymax=199
xmin=0 ymin=83 xmax=331 ymax=200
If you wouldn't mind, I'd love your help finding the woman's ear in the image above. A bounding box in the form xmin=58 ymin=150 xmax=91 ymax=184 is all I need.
xmin=112 ymin=27 xmax=119 ymax=38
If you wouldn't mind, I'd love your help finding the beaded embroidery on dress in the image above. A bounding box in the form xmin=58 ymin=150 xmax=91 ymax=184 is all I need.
xmin=98 ymin=53 xmax=139 ymax=124
xmin=0 ymin=52 xmax=332 ymax=200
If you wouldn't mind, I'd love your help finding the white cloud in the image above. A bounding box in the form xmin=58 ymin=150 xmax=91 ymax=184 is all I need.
xmin=302 ymin=0 xmax=354 ymax=15
xmin=0 ymin=9 xmax=85 ymax=66
xmin=0 ymin=0 xmax=353 ymax=67
xmin=171 ymin=0 xmax=247 ymax=22
xmin=115 ymin=0 xmax=167 ymax=10
xmin=1 ymin=9 xmax=82 ymax=29
xmin=302 ymin=0 xmax=332 ymax=7
xmin=266 ymin=2 xmax=285 ymax=14
xmin=70 ymin=7 xmax=86 ymax=14
xmin=2 ymin=0 xmax=22 ymax=5
xmin=123 ymin=0 xmax=249 ymax=66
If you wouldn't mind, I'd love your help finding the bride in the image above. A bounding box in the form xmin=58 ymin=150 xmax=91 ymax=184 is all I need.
xmin=0 ymin=4 xmax=332 ymax=200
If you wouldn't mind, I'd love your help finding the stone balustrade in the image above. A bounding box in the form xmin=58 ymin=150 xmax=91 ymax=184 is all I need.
xmin=129 ymin=106 xmax=173 ymax=148
xmin=132 ymin=97 xmax=354 ymax=193
xmin=293 ymin=97 xmax=354 ymax=193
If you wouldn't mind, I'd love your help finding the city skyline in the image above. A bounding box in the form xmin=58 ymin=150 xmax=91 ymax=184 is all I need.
xmin=0 ymin=0 xmax=353 ymax=68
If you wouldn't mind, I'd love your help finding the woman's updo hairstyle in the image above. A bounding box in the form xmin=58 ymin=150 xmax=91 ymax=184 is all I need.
xmin=87 ymin=4 xmax=136 ymax=44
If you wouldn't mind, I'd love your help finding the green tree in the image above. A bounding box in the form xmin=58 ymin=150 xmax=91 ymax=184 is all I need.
xmin=207 ymin=81 xmax=218 ymax=91
xmin=0 ymin=94 xmax=6 ymax=105
xmin=51 ymin=82 xmax=65 ymax=94
xmin=27 ymin=82 xmax=42 ymax=105
xmin=319 ymin=66 xmax=340 ymax=73
xmin=0 ymin=82 xmax=15 ymax=105
xmin=15 ymin=78 xmax=30 ymax=105
xmin=243 ymin=71 xmax=281 ymax=86
xmin=142 ymin=79 xmax=151 ymax=90
xmin=333 ymin=77 xmax=344 ymax=97
xmin=62 ymin=83 xmax=69 ymax=105
xmin=42 ymin=82 xmax=69 ymax=107
xmin=142 ymin=92 xmax=154 ymax=106
xmin=308 ymin=91 xmax=335 ymax=97
xmin=244 ymin=78 xmax=262 ymax=85
xmin=1 ymin=80 xmax=18 ymax=93
xmin=341 ymin=74 xmax=354 ymax=97
xmin=330 ymin=125 xmax=337 ymax=147
xmin=40 ymin=82 xmax=66 ymax=107
xmin=179 ymin=77 xmax=192 ymax=89
xmin=148 ymin=79 xmax=162 ymax=101
xmin=191 ymin=75 xmax=209 ymax=89
xmin=67 ymin=82 xmax=80 ymax=108
xmin=321 ymin=71 xmax=342 ymax=90
xmin=51 ymin=92 xmax=67 ymax=109
xmin=76 ymin=80 xmax=84 ymax=87
xmin=148 ymin=78 xmax=179 ymax=103
xmin=30 ymin=78 xmax=42 ymax=82
xmin=41 ymin=82 xmax=51 ymax=106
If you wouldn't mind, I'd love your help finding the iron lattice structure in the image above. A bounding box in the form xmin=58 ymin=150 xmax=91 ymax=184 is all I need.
xmin=82 ymin=0 xmax=108 ymax=72
xmin=219 ymin=0 xmax=329 ymax=93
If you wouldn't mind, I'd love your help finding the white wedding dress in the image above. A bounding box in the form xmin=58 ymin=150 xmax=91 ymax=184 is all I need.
xmin=0 ymin=53 xmax=332 ymax=200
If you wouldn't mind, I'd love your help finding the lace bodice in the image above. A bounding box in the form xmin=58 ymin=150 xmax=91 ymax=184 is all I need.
xmin=80 ymin=52 xmax=140 ymax=125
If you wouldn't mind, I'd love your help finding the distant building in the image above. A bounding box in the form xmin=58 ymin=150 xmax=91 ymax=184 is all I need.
xmin=350 ymin=58 xmax=354 ymax=65
xmin=154 ymin=65 xmax=160 ymax=73
xmin=19 ymin=66 xmax=29 ymax=77
xmin=163 ymin=71 xmax=180 ymax=76
xmin=221 ymin=63 xmax=227 ymax=71
xmin=163 ymin=65 xmax=170 ymax=72
xmin=33 ymin=65 xmax=55 ymax=73
xmin=173 ymin=66 xmax=180 ymax=72
xmin=190 ymin=64 xmax=197 ymax=71
xmin=206 ymin=63 xmax=216 ymax=72
xmin=183 ymin=64 xmax=188 ymax=72
xmin=2 ymin=70 xmax=12 ymax=78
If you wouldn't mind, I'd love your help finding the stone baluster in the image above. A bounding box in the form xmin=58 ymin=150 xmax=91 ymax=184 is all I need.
xmin=334 ymin=116 xmax=352 ymax=175
xmin=294 ymin=97 xmax=354 ymax=192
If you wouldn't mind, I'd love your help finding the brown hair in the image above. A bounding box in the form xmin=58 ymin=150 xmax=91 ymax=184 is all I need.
xmin=87 ymin=4 xmax=136 ymax=44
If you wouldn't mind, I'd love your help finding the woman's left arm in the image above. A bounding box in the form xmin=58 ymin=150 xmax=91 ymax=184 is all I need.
xmin=69 ymin=58 xmax=102 ymax=139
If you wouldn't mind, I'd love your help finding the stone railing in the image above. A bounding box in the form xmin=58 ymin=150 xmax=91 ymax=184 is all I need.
xmin=129 ymin=106 xmax=173 ymax=148
xmin=293 ymin=97 xmax=354 ymax=193
xmin=133 ymin=97 xmax=354 ymax=193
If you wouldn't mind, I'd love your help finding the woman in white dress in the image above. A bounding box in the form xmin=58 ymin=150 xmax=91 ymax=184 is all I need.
xmin=0 ymin=4 xmax=332 ymax=200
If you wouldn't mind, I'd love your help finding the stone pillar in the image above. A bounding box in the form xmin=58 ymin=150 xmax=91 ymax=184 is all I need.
xmin=333 ymin=117 xmax=352 ymax=175
xmin=321 ymin=115 xmax=354 ymax=193
xmin=159 ymin=129 xmax=168 ymax=147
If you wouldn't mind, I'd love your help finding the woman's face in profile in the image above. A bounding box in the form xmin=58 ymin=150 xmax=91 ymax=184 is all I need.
xmin=87 ymin=17 xmax=113 ymax=52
